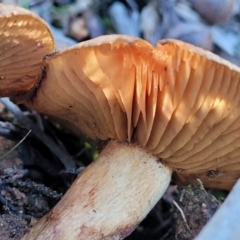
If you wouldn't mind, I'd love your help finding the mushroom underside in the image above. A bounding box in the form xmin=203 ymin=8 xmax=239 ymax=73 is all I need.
xmin=25 ymin=36 xmax=240 ymax=190
xmin=13 ymin=36 xmax=240 ymax=239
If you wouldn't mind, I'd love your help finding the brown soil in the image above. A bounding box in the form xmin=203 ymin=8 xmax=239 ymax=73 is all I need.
xmin=173 ymin=181 xmax=221 ymax=240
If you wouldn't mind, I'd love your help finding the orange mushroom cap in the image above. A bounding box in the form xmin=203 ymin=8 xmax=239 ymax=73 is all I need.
xmin=25 ymin=35 xmax=240 ymax=190
xmin=0 ymin=4 xmax=54 ymax=99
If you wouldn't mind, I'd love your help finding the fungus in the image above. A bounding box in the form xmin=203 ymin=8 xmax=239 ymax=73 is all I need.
xmin=22 ymin=36 xmax=240 ymax=239
xmin=0 ymin=3 xmax=54 ymax=100
xmin=1 ymin=4 xmax=240 ymax=240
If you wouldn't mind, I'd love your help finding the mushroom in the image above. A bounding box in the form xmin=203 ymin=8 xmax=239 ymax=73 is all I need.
xmin=1 ymin=4 xmax=240 ymax=240
xmin=0 ymin=3 xmax=55 ymax=100
xmin=22 ymin=37 xmax=240 ymax=239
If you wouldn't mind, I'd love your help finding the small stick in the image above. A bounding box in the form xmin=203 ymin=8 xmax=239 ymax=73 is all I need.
xmin=173 ymin=200 xmax=192 ymax=233
xmin=0 ymin=97 xmax=75 ymax=172
xmin=0 ymin=129 xmax=31 ymax=161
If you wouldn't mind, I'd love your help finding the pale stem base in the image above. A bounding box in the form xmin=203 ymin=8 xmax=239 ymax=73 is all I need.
xmin=22 ymin=140 xmax=172 ymax=240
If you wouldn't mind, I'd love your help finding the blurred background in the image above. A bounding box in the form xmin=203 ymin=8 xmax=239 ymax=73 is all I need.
xmin=2 ymin=0 xmax=240 ymax=65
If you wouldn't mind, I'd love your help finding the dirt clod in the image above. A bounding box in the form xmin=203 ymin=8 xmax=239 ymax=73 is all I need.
xmin=0 ymin=214 xmax=36 ymax=240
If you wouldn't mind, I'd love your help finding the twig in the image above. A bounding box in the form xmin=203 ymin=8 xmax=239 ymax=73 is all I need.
xmin=31 ymin=110 xmax=44 ymax=131
xmin=0 ymin=129 xmax=31 ymax=161
xmin=173 ymin=200 xmax=191 ymax=233
xmin=159 ymin=228 xmax=172 ymax=240
xmin=0 ymin=98 xmax=75 ymax=172
xmin=16 ymin=179 xmax=62 ymax=199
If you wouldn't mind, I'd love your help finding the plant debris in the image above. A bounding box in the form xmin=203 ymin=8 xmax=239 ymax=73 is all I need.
xmin=172 ymin=180 xmax=221 ymax=240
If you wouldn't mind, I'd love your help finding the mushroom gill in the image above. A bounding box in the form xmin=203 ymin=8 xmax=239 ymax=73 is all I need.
xmin=26 ymin=36 xmax=240 ymax=190
xmin=0 ymin=3 xmax=54 ymax=99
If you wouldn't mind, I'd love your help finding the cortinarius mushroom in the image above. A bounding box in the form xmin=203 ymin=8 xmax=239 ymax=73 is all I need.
xmin=0 ymin=4 xmax=54 ymax=99
xmin=1 ymin=4 xmax=240 ymax=240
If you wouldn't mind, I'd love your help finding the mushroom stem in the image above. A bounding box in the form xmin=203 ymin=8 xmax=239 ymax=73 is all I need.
xmin=22 ymin=140 xmax=172 ymax=240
